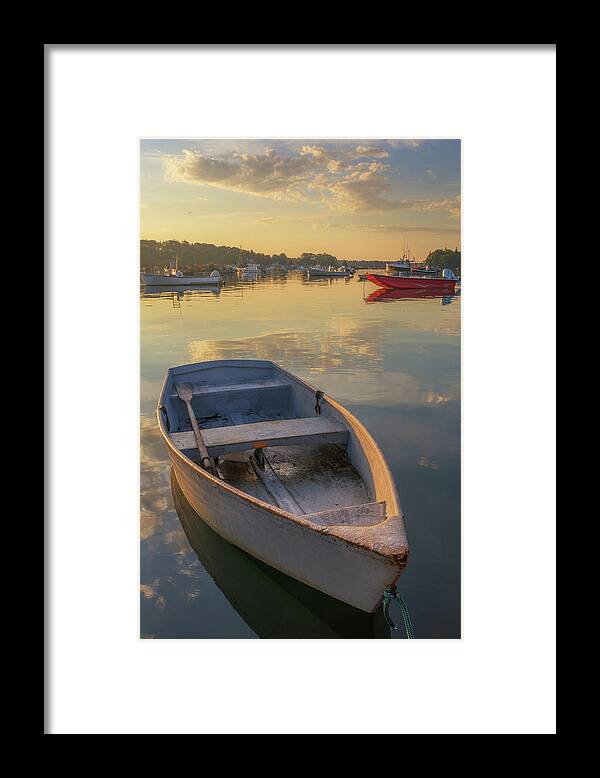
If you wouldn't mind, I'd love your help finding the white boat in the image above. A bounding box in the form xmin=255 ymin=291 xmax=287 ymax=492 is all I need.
xmin=385 ymin=261 xmax=411 ymax=273
xmin=237 ymin=262 xmax=261 ymax=279
xmin=308 ymin=265 xmax=354 ymax=278
xmin=141 ymin=270 xmax=221 ymax=286
xmin=158 ymin=359 xmax=409 ymax=612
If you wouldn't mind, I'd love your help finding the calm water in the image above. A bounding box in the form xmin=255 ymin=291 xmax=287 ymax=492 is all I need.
xmin=140 ymin=273 xmax=461 ymax=639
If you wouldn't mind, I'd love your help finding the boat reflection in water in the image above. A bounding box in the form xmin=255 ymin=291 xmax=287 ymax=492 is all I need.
xmin=171 ymin=471 xmax=390 ymax=639
xmin=142 ymin=284 xmax=221 ymax=299
xmin=365 ymin=287 xmax=459 ymax=305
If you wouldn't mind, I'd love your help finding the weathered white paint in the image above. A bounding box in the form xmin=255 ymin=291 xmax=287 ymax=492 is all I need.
xmin=305 ymin=501 xmax=386 ymax=527
xmin=172 ymin=472 xmax=390 ymax=638
xmin=157 ymin=359 xmax=409 ymax=612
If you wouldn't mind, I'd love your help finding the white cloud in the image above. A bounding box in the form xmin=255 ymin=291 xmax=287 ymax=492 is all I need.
xmin=163 ymin=147 xmax=460 ymax=216
xmin=387 ymin=139 xmax=423 ymax=149
xmin=350 ymin=145 xmax=390 ymax=159
xmin=353 ymin=224 xmax=461 ymax=235
xmin=419 ymin=194 xmax=461 ymax=218
xmin=165 ymin=148 xmax=319 ymax=202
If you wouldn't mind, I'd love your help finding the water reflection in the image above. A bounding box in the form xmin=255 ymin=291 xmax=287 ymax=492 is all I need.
xmin=365 ymin=287 xmax=458 ymax=304
xmin=171 ymin=471 xmax=390 ymax=639
xmin=140 ymin=274 xmax=461 ymax=638
xmin=141 ymin=284 xmax=221 ymax=299
xmin=188 ymin=326 xmax=385 ymax=375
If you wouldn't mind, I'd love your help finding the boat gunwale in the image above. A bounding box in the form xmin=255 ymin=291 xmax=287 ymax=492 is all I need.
xmin=156 ymin=359 xmax=406 ymax=563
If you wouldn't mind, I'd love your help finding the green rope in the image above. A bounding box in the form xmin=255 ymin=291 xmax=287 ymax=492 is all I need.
xmin=383 ymin=587 xmax=415 ymax=638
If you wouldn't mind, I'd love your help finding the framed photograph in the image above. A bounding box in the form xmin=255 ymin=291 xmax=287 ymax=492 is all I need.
xmin=47 ymin=44 xmax=556 ymax=735
xmin=140 ymin=137 xmax=461 ymax=640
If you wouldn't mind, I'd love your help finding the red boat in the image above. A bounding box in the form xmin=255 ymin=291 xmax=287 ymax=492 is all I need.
xmin=366 ymin=272 xmax=458 ymax=293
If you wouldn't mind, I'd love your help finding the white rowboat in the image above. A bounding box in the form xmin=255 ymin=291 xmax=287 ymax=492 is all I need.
xmin=141 ymin=271 xmax=221 ymax=286
xmin=158 ymin=359 xmax=409 ymax=612
xmin=308 ymin=266 xmax=354 ymax=278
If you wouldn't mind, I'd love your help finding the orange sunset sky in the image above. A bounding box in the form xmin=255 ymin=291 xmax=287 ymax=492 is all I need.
xmin=140 ymin=138 xmax=461 ymax=262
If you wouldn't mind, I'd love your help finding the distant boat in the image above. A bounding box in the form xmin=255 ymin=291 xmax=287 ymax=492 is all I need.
xmin=237 ymin=262 xmax=261 ymax=279
xmin=385 ymin=260 xmax=411 ymax=273
xmin=386 ymin=236 xmax=414 ymax=273
xmin=308 ymin=265 xmax=354 ymax=278
xmin=158 ymin=359 xmax=409 ymax=612
xmin=366 ymin=268 xmax=458 ymax=293
xmin=141 ymin=270 xmax=221 ymax=286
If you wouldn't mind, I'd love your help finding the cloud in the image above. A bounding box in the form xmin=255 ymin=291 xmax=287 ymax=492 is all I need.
xmin=163 ymin=146 xmax=459 ymax=216
xmin=315 ymin=167 xmax=460 ymax=215
xmin=387 ymin=139 xmax=423 ymax=149
xmin=419 ymin=194 xmax=461 ymax=218
xmin=353 ymin=224 xmax=461 ymax=235
xmin=313 ymin=162 xmax=399 ymax=212
xmin=253 ymin=213 xmax=330 ymax=225
xmin=165 ymin=148 xmax=319 ymax=202
xmin=300 ymin=145 xmax=328 ymax=159
xmin=350 ymin=145 xmax=390 ymax=159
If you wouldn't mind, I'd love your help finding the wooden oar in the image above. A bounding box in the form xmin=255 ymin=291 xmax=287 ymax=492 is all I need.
xmin=175 ymin=382 xmax=218 ymax=476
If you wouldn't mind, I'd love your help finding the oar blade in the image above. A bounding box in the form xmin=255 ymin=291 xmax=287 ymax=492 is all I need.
xmin=175 ymin=382 xmax=193 ymax=403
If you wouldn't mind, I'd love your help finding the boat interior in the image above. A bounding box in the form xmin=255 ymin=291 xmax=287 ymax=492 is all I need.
xmin=160 ymin=361 xmax=390 ymax=524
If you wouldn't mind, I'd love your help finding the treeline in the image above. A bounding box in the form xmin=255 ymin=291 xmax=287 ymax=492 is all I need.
xmin=140 ymin=240 xmax=359 ymax=270
xmin=140 ymin=240 xmax=278 ymax=270
xmin=140 ymin=239 xmax=460 ymax=271
xmin=424 ymin=247 xmax=461 ymax=271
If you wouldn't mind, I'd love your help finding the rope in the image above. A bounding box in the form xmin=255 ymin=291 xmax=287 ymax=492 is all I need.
xmin=382 ymin=586 xmax=415 ymax=638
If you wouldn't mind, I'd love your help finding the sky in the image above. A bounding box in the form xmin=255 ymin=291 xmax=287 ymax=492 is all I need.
xmin=140 ymin=139 xmax=461 ymax=262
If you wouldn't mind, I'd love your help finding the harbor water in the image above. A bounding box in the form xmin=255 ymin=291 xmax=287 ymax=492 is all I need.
xmin=140 ymin=273 xmax=461 ymax=638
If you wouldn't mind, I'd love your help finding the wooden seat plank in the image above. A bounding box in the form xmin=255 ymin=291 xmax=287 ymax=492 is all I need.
xmin=170 ymin=416 xmax=348 ymax=456
xmin=169 ymin=378 xmax=290 ymax=399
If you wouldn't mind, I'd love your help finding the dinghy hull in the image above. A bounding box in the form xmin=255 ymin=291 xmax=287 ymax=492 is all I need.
xmin=169 ymin=454 xmax=402 ymax=612
xmin=157 ymin=359 xmax=409 ymax=612
xmin=172 ymin=470 xmax=391 ymax=637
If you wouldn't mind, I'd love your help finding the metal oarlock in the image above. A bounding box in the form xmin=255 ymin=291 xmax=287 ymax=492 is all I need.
xmin=315 ymin=390 xmax=324 ymax=415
